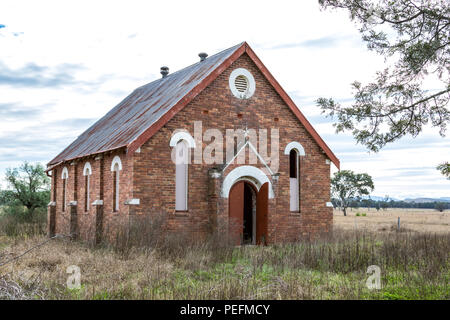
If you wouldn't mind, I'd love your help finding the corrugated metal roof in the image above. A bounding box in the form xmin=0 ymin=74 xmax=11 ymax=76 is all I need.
xmin=48 ymin=42 xmax=244 ymax=165
xmin=48 ymin=41 xmax=340 ymax=169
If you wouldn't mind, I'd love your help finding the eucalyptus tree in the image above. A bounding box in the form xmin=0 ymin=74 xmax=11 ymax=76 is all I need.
xmin=1 ymin=162 xmax=50 ymax=219
xmin=317 ymin=0 xmax=450 ymax=175
xmin=331 ymin=170 xmax=375 ymax=216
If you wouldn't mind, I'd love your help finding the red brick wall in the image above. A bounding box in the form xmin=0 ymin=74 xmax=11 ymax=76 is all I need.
xmin=51 ymin=150 xmax=133 ymax=241
xmin=132 ymin=53 xmax=333 ymax=243
xmin=50 ymin=52 xmax=333 ymax=243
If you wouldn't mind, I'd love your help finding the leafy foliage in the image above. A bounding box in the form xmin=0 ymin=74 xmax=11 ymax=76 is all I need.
xmin=317 ymin=0 xmax=450 ymax=152
xmin=435 ymin=202 xmax=447 ymax=212
xmin=1 ymin=162 xmax=50 ymax=219
xmin=331 ymin=170 xmax=374 ymax=215
xmin=437 ymin=161 xmax=450 ymax=179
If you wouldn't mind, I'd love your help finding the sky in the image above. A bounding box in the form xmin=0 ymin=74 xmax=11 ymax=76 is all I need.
xmin=0 ymin=0 xmax=449 ymax=199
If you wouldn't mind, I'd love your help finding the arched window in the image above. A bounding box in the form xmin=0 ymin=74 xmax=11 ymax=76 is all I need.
xmin=284 ymin=142 xmax=305 ymax=212
xmin=113 ymin=164 xmax=119 ymax=212
xmin=289 ymin=149 xmax=299 ymax=212
xmin=111 ymin=156 xmax=122 ymax=212
xmin=61 ymin=167 xmax=69 ymax=212
xmin=175 ymin=140 xmax=189 ymax=211
xmin=83 ymin=162 xmax=92 ymax=212
xmin=170 ymin=131 xmax=195 ymax=212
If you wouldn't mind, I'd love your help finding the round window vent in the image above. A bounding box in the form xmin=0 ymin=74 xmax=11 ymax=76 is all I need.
xmin=234 ymin=75 xmax=248 ymax=93
xmin=229 ymin=68 xmax=255 ymax=99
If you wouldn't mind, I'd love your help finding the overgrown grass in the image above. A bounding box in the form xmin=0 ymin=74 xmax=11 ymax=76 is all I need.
xmin=0 ymin=206 xmax=47 ymax=238
xmin=1 ymin=221 xmax=448 ymax=300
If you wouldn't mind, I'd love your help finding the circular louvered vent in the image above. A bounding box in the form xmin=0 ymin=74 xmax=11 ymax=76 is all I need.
xmin=229 ymin=68 xmax=255 ymax=99
xmin=234 ymin=75 xmax=248 ymax=93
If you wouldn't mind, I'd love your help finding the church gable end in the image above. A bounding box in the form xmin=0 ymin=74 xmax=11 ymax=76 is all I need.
xmin=48 ymin=42 xmax=338 ymax=244
xmin=131 ymin=51 xmax=334 ymax=242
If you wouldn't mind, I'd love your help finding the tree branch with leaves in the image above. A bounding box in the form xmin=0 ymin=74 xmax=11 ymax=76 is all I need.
xmin=316 ymin=0 xmax=450 ymax=166
xmin=437 ymin=161 xmax=450 ymax=179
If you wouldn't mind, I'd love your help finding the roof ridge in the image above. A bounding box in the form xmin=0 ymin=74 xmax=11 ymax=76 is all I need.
xmin=48 ymin=41 xmax=340 ymax=169
xmin=136 ymin=42 xmax=245 ymax=91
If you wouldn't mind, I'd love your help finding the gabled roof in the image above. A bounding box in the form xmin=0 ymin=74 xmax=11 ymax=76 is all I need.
xmin=48 ymin=42 xmax=340 ymax=169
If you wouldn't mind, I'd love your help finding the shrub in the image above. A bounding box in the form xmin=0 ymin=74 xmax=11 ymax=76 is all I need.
xmin=108 ymin=213 xmax=235 ymax=266
xmin=0 ymin=206 xmax=47 ymax=238
xmin=434 ymin=202 xmax=447 ymax=212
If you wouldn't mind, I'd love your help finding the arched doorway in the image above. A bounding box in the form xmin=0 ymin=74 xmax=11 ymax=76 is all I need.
xmin=229 ymin=180 xmax=268 ymax=245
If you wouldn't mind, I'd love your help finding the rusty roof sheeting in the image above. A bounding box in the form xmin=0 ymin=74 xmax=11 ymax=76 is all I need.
xmin=48 ymin=42 xmax=340 ymax=169
xmin=48 ymin=42 xmax=244 ymax=165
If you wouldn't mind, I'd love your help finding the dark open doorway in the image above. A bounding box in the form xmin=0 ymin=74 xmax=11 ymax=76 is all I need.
xmin=229 ymin=179 xmax=268 ymax=245
xmin=243 ymin=182 xmax=256 ymax=244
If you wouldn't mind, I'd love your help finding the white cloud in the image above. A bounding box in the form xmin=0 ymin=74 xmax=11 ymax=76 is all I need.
xmin=0 ymin=0 xmax=448 ymax=197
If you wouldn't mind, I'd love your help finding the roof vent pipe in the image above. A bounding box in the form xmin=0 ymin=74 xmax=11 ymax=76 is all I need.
xmin=199 ymin=52 xmax=208 ymax=62
xmin=160 ymin=66 xmax=169 ymax=78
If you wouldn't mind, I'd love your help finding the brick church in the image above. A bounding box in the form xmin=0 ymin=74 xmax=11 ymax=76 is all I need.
xmin=46 ymin=42 xmax=340 ymax=245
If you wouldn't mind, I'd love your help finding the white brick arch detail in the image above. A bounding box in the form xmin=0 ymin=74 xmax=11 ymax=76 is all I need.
xmin=222 ymin=165 xmax=274 ymax=199
xmin=111 ymin=155 xmax=122 ymax=171
xmin=83 ymin=162 xmax=92 ymax=176
xmin=284 ymin=141 xmax=305 ymax=156
xmin=61 ymin=167 xmax=69 ymax=179
xmin=169 ymin=131 xmax=196 ymax=148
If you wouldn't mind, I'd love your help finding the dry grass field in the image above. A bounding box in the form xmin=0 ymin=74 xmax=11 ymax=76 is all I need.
xmin=334 ymin=208 xmax=450 ymax=234
xmin=0 ymin=208 xmax=449 ymax=300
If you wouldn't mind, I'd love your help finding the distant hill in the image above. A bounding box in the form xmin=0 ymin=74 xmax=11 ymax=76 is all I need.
xmin=361 ymin=195 xmax=399 ymax=201
xmin=334 ymin=195 xmax=450 ymax=209
xmin=403 ymin=198 xmax=450 ymax=203
xmin=361 ymin=195 xmax=449 ymax=203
